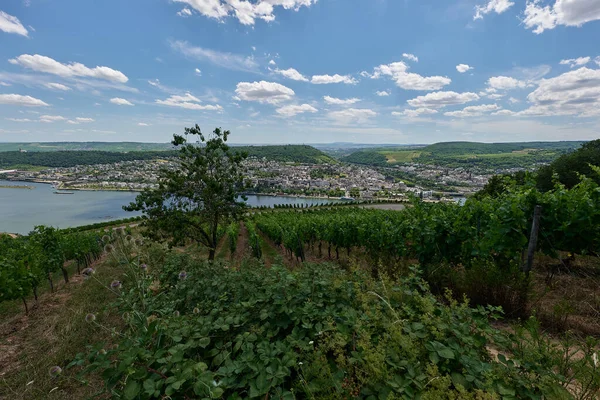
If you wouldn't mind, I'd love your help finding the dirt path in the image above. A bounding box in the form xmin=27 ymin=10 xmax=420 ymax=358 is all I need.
xmin=232 ymin=222 xmax=250 ymax=265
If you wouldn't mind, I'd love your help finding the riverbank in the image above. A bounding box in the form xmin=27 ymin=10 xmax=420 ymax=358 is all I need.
xmin=0 ymin=184 xmax=34 ymax=190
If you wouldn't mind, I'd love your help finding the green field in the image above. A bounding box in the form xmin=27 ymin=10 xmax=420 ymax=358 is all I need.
xmin=342 ymin=141 xmax=586 ymax=170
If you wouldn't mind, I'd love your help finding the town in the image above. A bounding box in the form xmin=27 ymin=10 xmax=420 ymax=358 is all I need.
xmin=2 ymin=155 xmax=494 ymax=200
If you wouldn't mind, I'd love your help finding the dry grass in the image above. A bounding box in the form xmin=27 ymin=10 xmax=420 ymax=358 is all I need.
xmin=0 ymin=257 xmax=125 ymax=399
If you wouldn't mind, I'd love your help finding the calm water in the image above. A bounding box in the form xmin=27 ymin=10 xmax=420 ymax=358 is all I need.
xmin=0 ymin=180 xmax=339 ymax=234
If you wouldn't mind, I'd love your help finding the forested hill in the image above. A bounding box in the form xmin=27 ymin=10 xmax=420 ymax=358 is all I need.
xmin=0 ymin=145 xmax=335 ymax=168
xmin=342 ymin=141 xmax=586 ymax=169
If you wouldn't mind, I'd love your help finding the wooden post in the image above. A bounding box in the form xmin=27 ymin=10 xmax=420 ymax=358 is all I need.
xmin=523 ymin=205 xmax=542 ymax=274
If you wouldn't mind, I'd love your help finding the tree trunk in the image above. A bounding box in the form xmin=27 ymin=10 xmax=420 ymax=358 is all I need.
xmin=319 ymin=242 xmax=322 ymax=258
xmin=336 ymin=247 xmax=339 ymax=260
xmin=33 ymin=285 xmax=38 ymax=301
xmin=61 ymin=267 xmax=69 ymax=283
xmin=22 ymin=297 xmax=28 ymax=315
xmin=48 ymin=273 xmax=54 ymax=292
xmin=209 ymin=248 xmax=215 ymax=261
xmin=328 ymin=244 xmax=331 ymax=258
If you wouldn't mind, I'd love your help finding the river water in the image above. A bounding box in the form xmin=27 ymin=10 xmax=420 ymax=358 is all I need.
xmin=0 ymin=180 xmax=339 ymax=234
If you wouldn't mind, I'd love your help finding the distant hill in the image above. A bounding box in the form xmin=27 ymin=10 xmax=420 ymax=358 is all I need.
xmin=342 ymin=141 xmax=587 ymax=170
xmin=0 ymin=142 xmax=175 ymax=152
xmin=0 ymin=144 xmax=335 ymax=168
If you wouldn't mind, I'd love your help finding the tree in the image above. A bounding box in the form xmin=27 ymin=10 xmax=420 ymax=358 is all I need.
xmin=349 ymin=187 xmax=360 ymax=199
xmin=125 ymin=126 xmax=248 ymax=260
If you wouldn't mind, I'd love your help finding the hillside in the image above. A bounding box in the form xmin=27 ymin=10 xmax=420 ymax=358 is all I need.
xmin=342 ymin=141 xmax=586 ymax=170
xmin=0 ymin=145 xmax=334 ymax=168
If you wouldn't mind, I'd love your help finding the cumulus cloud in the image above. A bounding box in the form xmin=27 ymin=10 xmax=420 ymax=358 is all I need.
xmin=407 ymin=91 xmax=480 ymax=108
xmin=560 ymin=56 xmax=591 ymax=67
xmin=370 ymin=61 xmax=450 ymax=90
xmin=274 ymin=67 xmax=309 ymax=82
xmin=177 ymin=7 xmax=193 ymax=16
xmin=444 ymin=104 xmax=501 ymax=117
xmin=44 ymin=82 xmax=71 ymax=91
xmin=138 ymin=122 xmax=151 ymax=126
xmin=402 ymin=53 xmax=419 ymax=62
xmin=0 ymin=93 xmax=49 ymax=106
xmin=492 ymin=109 xmax=516 ymax=116
xmin=0 ymin=10 xmax=28 ymax=36
xmin=487 ymin=76 xmax=527 ymax=90
xmin=9 ymin=54 xmax=128 ymax=83
xmin=521 ymin=67 xmax=600 ymax=116
xmin=172 ymin=0 xmax=316 ymax=25
xmin=474 ymin=0 xmax=515 ymax=20
xmin=509 ymin=97 xmax=520 ymax=103
xmin=269 ymin=59 xmax=276 ymax=65
xmin=155 ymin=93 xmax=222 ymax=110
xmin=276 ymin=103 xmax=318 ymax=117
xmin=110 ymin=97 xmax=134 ymax=106
xmin=235 ymin=81 xmax=295 ymax=104
xmin=392 ymin=108 xmax=438 ymax=118
xmin=523 ymin=0 xmax=600 ymax=34
xmin=596 ymin=56 xmax=600 ymax=66
xmin=311 ymin=74 xmax=358 ymax=85
xmin=170 ymin=40 xmax=258 ymax=72
xmin=376 ymin=90 xmax=390 ymax=96
xmin=323 ymin=96 xmax=360 ymax=105
xmin=328 ymin=108 xmax=377 ymax=124
xmin=75 ymin=117 xmax=94 ymax=122
xmin=39 ymin=115 xmax=67 ymax=123
xmin=195 ymin=68 xmax=202 ymax=75
xmin=6 ymin=118 xmax=32 ymax=122
xmin=456 ymin=64 xmax=474 ymax=73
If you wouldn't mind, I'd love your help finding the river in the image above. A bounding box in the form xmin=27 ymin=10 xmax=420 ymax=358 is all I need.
xmin=0 ymin=180 xmax=340 ymax=235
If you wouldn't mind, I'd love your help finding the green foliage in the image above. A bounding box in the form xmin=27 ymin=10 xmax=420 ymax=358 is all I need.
xmin=0 ymin=228 xmax=103 ymax=312
xmin=226 ymin=222 xmax=240 ymax=257
xmin=73 ymin=257 xmax=592 ymax=399
xmin=237 ymin=144 xmax=335 ymax=164
xmin=125 ymin=126 xmax=248 ymax=260
xmin=536 ymin=139 xmax=600 ymax=191
xmin=0 ymin=150 xmax=178 ymax=168
xmin=245 ymin=221 xmax=262 ymax=259
xmin=341 ymin=150 xmax=389 ymax=166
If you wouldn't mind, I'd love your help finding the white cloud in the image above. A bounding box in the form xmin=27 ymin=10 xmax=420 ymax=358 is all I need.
xmin=9 ymin=54 xmax=128 ymax=83
xmin=0 ymin=81 xmax=10 ymax=86
xmin=276 ymin=103 xmax=318 ymax=117
xmin=402 ymin=53 xmax=418 ymax=62
xmin=177 ymin=8 xmax=193 ymax=16
xmin=311 ymin=74 xmax=358 ymax=85
xmin=444 ymin=104 xmax=501 ymax=117
xmin=509 ymin=97 xmax=520 ymax=103
xmin=474 ymin=0 xmax=515 ymax=20
xmin=155 ymin=92 xmax=222 ymax=110
xmin=110 ymin=97 xmax=134 ymax=106
xmin=596 ymin=56 xmax=600 ymax=66
xmin=392 ymin=108 xmax=438 ymax=118
xmin=173 ymin=0 xmax=316 ymax=25
xmin=370 ymin=61 xmax=450 ymax=90
xmin=0 ymin=10 xmax=28 ymax=37
xmin=328 ymin=108 xmax=377 ymax=124
xmin=521 ymin=67 xmax=600 ymax=116
xmin=44 ymin=82 xmax=71 ymax=91
xmin=523 ymin=0 xmax=600 ymax=34
xmin=492 ymin=109 xmax=516 ymax=116
xmin=170 ymin=40 xmax=258 ymax=72
xmin=376 ymin=90 xmax=390 ymax=96
xmin=487 ymin=76 xmax=527 ymax=90
xmin=456 ymin=64 xmax=474 ymax=73
xmin=75 ymin=117 xmax=94 ymax=123
xmin=235 ymin=81 xmax=295 ymax=104
xmin=40 ymin=115 xmax=67 ymax=123
xmin=559 ymin=56 xmax=591 ymax=67
xmin=407 ymin=91 xmax=480 ymax=108
xmin=274 ymin=67 xmax=309 ymax=82
xmin=269 ymin=59 xmax=276 ymax=65
xmin=6 ymin=118 xmax=32 ymax=122
xmin=138 ymin=122 xmax=151 ymax=126
xmin=195 ymin=68 xmax=202 ymax=75
xmin=0 ymin=93 xmax=49 ymax=106
xmin=323 ymin=96 xmax=360 ymax=105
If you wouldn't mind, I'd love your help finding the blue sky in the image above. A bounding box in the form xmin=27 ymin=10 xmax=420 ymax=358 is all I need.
xmin=1 ymin=0 xmax=600 ymax=144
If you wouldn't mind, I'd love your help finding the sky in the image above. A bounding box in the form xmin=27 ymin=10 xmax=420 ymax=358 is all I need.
xmin=1 ymin=0 xmax=600 ymax=144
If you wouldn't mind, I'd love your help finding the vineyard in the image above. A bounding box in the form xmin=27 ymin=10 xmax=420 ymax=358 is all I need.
xmin=0 ymin=227 xmax=108 ymax=313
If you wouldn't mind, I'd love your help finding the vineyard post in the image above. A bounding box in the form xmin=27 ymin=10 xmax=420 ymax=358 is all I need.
xmin=523 ymin=205 xmax=542 ymax=274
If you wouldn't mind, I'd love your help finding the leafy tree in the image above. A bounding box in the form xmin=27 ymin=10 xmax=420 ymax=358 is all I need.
xmin=125 ymin=126 xmax=248 ymax=260
xmin=349 ymin=187 xmax=361 ymax=199
xmin=536 ymin=139 xmax=600 ymax=191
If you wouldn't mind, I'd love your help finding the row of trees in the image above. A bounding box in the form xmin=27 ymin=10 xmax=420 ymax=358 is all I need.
xmin=0 ymin=227 xmax=104 ymax=312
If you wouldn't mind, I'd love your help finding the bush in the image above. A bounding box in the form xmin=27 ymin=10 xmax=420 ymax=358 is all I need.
xmin=72 ymin=258 xmax=583 ymax=399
